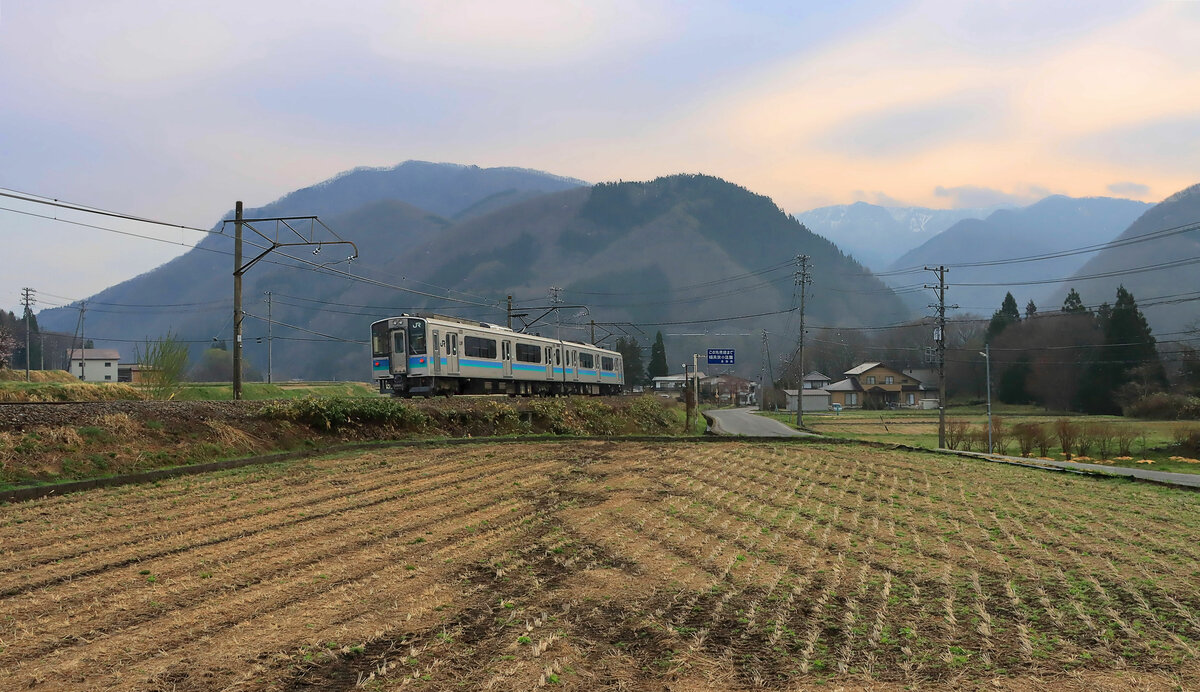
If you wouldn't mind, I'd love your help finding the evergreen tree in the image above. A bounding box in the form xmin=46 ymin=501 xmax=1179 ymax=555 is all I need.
xmin=1077 ymin=286 xmax=1164 ymax=413
xmin=1025 ymin=300 xmax=1037 ymax=319
xmin=986 ymin=292 xmax=1021 ymax=342
xmin=647 ymin=331 xmax=669 ymax=379
xmin=1061 ymin=288 xmax=1087 ymax=314
xmin=614 ymin=336 xmax=647 ymax=386
xmin=998 ymin=356 xmax=1033 ymax=404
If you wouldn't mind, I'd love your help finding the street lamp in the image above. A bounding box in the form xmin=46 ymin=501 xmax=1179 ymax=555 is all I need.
xmin=979 ymin=344 xmax=992 ymax=454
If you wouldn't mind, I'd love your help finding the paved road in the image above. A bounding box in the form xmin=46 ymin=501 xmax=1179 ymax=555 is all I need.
xmin=953 ymin=450 xmax=1200 ymax=488
xmin=705 ymin=407 xmax=815 ymax=437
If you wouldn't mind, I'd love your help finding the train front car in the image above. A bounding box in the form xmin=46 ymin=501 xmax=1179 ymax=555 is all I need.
xmin=371 ymin=317 xmax=433 ymax=396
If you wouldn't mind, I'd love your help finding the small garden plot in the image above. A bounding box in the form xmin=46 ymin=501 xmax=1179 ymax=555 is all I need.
xmin=1 ymin=441 xmax=1197 ymax=690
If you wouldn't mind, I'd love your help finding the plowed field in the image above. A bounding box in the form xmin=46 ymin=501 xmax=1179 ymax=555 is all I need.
xmin=2 ymin=441 xmax=1198 ymax=690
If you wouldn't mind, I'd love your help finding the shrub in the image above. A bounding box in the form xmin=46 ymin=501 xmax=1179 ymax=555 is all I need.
xmin=1086 ymin=422 xmax=1116 ymax=460
xmin=1012 ymin=422 xmax=1039 ymax=457
xmin=1115 ymin=425 xmax=1138 ymax=456
xmin=1124 ymin=393 xmax=1200 ymax=420
xmin=1054 ymin=419 xmax=1079 ymax=459
xmin=258 ymin=396 xmax=428 ymax=432
xmin=1173 ymin=424 xmax=1200 ymax=453
xmin=626 ymin=396 xmax=673 ymax=432
xmin=989 ymin=416 xmax=1010 ymax=455
xmin=1033 ymin=424 xmax=1053 ymax=458
xmin=945 ymin=418 xmax=970 ymax=450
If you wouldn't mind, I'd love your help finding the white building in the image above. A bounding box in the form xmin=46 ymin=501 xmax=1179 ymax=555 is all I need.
xmin=67 ymin=349 xmax=120 ymax=382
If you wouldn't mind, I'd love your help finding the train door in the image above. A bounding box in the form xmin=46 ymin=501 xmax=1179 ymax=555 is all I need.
xmin=390 ymin=330 xmax=406 ymax=376
xmin=501 ymin=340 xmax=513 ymax=378
xmin=571 ymin=349 xmax=580 ymax=381
xmin=544 ymin=346 xmax=554 ymax=380
xmin=447 ymin=332 xmax=459 ymax=374
xmin=432 ymin=329 xmax=442 ymax=375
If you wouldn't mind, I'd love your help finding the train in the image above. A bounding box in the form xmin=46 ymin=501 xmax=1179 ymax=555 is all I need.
xmin=371 ymin=314 xmax=625 ymax=397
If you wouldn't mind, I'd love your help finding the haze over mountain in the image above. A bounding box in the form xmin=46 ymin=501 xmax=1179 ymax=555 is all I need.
xmin=795 ymin=203 xmax=999 ymax=270
xmin=884 ymin=195 xmax=1152 ymax=315
xmin=37 ymin=167 xmax=912 ymax=381
xmin=1052 ymin=184 xmax=1200 ymax=338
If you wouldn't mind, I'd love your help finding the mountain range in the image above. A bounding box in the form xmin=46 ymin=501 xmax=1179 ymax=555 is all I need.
xmin=37 ymin=163 xmax=909 ymax=381
xmin=885 ymin=195 xmax=1153 ymax=315
xmin=795 ymin=202 xmax=1001 ymax=270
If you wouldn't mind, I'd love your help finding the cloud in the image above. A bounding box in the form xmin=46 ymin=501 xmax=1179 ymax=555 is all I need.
xmin=851 ymin=190 xmax=910 ymax=207
xmin=817 ymin=90 xmax=1009 ymax=158
xmin=1107 ymin=181 xmax=1151 ymax=197
xmin=1068 ymin=116 xmax=1200 ymax=175
xmin=933 ymin=184 xmax=1050 ymax=209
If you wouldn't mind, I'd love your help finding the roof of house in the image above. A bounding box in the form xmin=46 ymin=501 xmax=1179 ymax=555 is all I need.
xmin=67 ymin=349 xmax=120 ymax=360
xmin=802 ymin=371 xmax=831 ymax=382
xmin=844 ymin=362 xmax=883 ymax=376
xmin=802 ymin=389 xmax=831 ymax=397
xmin=652 ymin=372 xmax=705 ymax=383
xmin=783 ymin=389 xmax=799 ymax=397
xmin=824 ymin=377 xmax=862 ymax=392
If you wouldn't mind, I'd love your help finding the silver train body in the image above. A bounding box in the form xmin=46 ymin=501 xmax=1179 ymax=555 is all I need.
xmin=371 ymin=314 xmax=624 ymax=397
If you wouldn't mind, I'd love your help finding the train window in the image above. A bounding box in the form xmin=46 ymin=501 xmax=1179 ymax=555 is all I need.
xmin=579 ymin=353 xmax=594 ymax=369
xmin=601 ymin=356 xmax=614 ymax=371
xmin=464 ymin=336 xmax=497 ymax=359
xmin=372 ymin=322 xmax=390 ymax=357
xmin=555 ymin=349 xmax=561 ymax=366
xmin=392 ymin=332 xmax=404 ymax=354
xmin=516 ymin=343 xmax=541 ymax=363
xmin=407 ymin=320 xmax=426 ymax=355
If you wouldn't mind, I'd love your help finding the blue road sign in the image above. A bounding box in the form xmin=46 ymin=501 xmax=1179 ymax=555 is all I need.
xmin=707 ymin=348 xmax=735 ymax=365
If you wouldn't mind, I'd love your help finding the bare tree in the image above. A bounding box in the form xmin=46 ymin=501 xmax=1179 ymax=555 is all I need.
xmin=134 ymin=331 xmax=190 ymax=400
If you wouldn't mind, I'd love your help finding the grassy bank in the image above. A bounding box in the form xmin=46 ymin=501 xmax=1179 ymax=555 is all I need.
xmin=0 ymin=395 xmax=691 ymax=489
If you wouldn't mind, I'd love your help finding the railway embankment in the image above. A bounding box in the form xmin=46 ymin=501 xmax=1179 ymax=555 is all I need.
xmin=0 ymin=396 xmax=684 ymax=492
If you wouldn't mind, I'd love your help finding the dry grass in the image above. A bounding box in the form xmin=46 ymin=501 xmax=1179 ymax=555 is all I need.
xmin=92 ymin=412 xmax=140 ymax=437
xmin=0 ymin=369 xmax=78 ymax=383
xmin=203 ymin=420 xmax=261 ymax=452
xmin=1 ymin=441 xmax=1198 ymax=690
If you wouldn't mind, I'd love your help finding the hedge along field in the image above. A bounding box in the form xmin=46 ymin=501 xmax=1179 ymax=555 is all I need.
xmin=1 ymin=441 xmax=1198 ymax=690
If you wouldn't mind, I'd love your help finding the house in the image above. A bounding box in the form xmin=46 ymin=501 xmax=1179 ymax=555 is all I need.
xmin=700 ymin=374 xmax=753 ymax=404
xmin=118 ymin=363 xmax=155 ymax=383
xmin=67 ymin=349 xmax=120 ymax=382
xmin=785 ymin=372 xmax=833 ymax=411
xmin=825 ymin=362 xmax=937 ymax=409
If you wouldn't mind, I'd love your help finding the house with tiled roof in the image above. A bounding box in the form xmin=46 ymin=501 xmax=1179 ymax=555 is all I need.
xmin=825 ymin=363 xmax=938 ymax=409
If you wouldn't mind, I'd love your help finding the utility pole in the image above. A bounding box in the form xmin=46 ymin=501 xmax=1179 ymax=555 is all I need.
xmin=226 ymin=202 xmax=357 ymax=400
xmin=20 ymin=288 xmax=35 ymax=382
xmin=506 ymin=295 xmax=513 ymax=330
xmin=759 ymin=329 xmax=769 ymax=411
xmin=233 ymin=201 xmax=244 ymax=400
xmin=265 ymin=291 xmax=273 ymax=384
xmin=924 ymin=266 xmax=955 ymax=449
xmin=794 ymin=255 xmax=811 ymax=428
xmin=982 ymin=343 xmax=992 ymax=454
xmin=590 ymin=319 xmax=596 ymax=345
xmin=71 ymin=301 xmax=87 ymax=381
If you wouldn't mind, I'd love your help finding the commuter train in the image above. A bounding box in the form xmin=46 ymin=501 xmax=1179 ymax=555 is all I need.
xmin=371 ymin=314 xmax=624 ymax=397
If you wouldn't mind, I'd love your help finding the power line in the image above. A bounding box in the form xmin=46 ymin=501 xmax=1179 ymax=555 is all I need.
xmin=0 ymin=187 xmax=223 ymax=236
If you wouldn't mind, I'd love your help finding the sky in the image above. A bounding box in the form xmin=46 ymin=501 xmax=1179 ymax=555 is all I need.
xmin=2 ymin=0 xmax=1200 ymax=314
